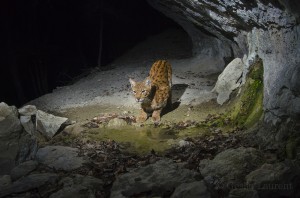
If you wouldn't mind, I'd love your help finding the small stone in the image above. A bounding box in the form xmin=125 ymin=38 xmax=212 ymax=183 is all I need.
xmin=64 ymin=123 xmax=85 ymax=135
xmin=36 ymin=110 xmax=68 ymax=139
xmin=107 ymin=118 xmax=127 ymax=128
xmin=178 ymin=140 xmax=193 ymax=147
xmin=18 ymin=105 xmax=37 ymax=116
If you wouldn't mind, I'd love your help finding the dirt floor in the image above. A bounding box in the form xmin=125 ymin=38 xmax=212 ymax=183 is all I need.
xmin=28 ymin=28 xmax=222 ymax=113
xmin=29 ymin=28 xmax=230 ymax=154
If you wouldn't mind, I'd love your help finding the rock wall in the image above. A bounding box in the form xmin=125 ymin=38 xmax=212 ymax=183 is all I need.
xmin=148 ymin=0 xmax=300 ymax=124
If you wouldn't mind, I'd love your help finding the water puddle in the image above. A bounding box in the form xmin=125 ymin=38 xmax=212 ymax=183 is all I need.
xmin=84 ymin=125 xmax=209 ymax=154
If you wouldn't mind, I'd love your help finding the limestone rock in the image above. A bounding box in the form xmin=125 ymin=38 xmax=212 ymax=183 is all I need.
xmin=107 ymin=118 xmax=128 ymax=128
xmin=36 ymin=110 xmax=68 ymax=139
xmin=18 ymin=105 xmax=38 ymax=136
xmin=64 ymin=123 xmax=85 ymax=135
xmin=178 ymin=139 xmax=193 ymax=147
xmin=199 ymin=147 xmax=264 ymax=190
xmin=110 ymin=159 xmax=200 ymax=198
xmin=36 ymin=146 xmax=86 ymax=171
xmin=0 ymin=102 xmax=22 ymax=139
xmin=0 ymin=175 xmax=12 ymax=188
xmin=16 ymin=134 xmax=38 ymax=164
xmin=171 ymin=180 xmax=211 ymax=198
xmin=49 ymin=186 xmax=94 ymax=198
xmin=149 ymin=0 xmax=300 ymax=125
xmin=18 ymin=105 xmax=37 ymax=116
xmin=20 ymin=115 xmax=35 ymax=135
xmin=10 ymin=160 xmax=38 ymax=181
xmin=0 ymin=102 xmax=23 ymax=175
xmin=0 ymin=173 xmax=58 ymax=198
xmin=50 ymin=174 xmax=103 ymax=198
xmin=212 ymin=58 xmax=244 ymax=105
xmin=229 ymin=188 xmax=259 ymax=198
xmin=246 ymin=161 xmax=300 ymax=197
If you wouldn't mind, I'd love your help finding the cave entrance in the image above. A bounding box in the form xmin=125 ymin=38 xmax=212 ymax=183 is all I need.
xmin=2 ymin=0 xmax=192 ymax=107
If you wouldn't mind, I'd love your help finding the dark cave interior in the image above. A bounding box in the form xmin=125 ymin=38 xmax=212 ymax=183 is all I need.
xmin=1 ymin=0 xmax=180 ymax=107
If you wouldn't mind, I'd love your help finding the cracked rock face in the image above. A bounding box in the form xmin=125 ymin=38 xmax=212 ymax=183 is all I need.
xmin=149 ymin=0 xmax=300 ymax=124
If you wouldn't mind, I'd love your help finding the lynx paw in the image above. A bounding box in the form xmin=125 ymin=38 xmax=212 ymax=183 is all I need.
xmin=152 ymin=110 xmax=161 ymax=123
xmin=136 ymin=111 xmax=148 ymax=123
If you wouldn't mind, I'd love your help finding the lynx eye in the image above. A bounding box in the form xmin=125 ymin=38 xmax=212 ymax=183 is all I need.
xmin=132 ymin=91 xmax=136 ymax=94
xmin=141 ymin=90 xmax=146 ymax=94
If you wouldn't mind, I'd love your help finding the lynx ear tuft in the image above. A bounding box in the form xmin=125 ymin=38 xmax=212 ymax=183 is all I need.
xmin=129 ymin=78 xmax=136 ymax=87
xmin=145 ymin=77 xmax=151 ymax=86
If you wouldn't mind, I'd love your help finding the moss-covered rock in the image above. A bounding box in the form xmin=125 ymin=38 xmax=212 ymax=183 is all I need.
xmin=198 ymin=59 xmax=264 ymax=131
xmin=229 ymin=59 xmax=264 ymax=128
xmin=286 ymin=137 xmax=300 ymax=159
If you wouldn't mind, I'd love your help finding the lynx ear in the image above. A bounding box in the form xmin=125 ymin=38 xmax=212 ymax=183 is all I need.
xmin=144 ymin=77 xmax=151 ymax=86
xmin=129 ymin=78 xmax=136 ymax=87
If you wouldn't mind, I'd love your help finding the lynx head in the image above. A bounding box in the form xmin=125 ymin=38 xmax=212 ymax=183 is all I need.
xmin=129 ymin=77 xmax=152 ymax=103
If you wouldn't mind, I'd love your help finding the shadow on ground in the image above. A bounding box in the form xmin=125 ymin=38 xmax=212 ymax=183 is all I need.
xmin=162 ymin=83 xmax=188 ymax=116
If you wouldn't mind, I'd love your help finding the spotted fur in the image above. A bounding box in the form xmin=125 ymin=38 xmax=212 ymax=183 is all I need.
xmin=129 ymin=60 xmax=172 ymax=123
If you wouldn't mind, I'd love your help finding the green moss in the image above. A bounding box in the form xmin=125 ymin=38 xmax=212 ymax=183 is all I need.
xmin=227 ymin=59 xmax=264 ymax=128
xmin=192 ymin=59 xmax=264 ymax=130
xmin=286 ymin=137 xmax=300 ymax=159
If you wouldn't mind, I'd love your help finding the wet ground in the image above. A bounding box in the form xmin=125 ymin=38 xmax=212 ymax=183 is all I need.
xmin=29 ymin=28 xmax=231 ymax=155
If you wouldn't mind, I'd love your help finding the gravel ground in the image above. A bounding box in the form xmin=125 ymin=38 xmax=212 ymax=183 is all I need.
xmin=28 ymin=28 xmax=221 ymax=119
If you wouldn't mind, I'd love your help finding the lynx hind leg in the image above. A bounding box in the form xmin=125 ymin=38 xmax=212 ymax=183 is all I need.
xmin=167 ymin=61 xmax=172 ymax=87
xmin=152 ymin=109 xmax=162 ymax=123
xmin=167 ymin=91 xmax=172 ymax=109
xmin=136 ymin=109 xmax=148 ymax=123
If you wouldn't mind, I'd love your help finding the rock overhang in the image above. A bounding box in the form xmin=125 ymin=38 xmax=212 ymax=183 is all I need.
xmin=148 ymin=0 xmax=300 ymax=125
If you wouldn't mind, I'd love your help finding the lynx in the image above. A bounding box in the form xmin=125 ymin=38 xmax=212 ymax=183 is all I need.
xmin=129 ymin=60 xmax=172 ymax=123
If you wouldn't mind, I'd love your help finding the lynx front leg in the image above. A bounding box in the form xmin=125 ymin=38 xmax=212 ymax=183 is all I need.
xmin=152 ymin=109 xmax=162 ymax=123
xmin=166 ymin=91 xmax=172 ymax=110
xmin=136 ymin=109 xmax=148 ymax=123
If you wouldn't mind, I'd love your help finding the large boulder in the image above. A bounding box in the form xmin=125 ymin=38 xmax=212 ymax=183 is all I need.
xmin=10 ymin=160 xmax=38 ymax=181
xmin=0 ymin=173 xmax=58 ymax=197
xmin=199 ymin=147 xmax=264 ymax=191
xmin=245 ymin=160 xmax=300 ymax=197
xmin=49 ymin=174 xmax=104 ymax=198
xmin=0 ymin=102 xmax=22 ymax=139
xmin=36 ymin=146 xmax=87 ymax=171
xmin=18 ymin=105 xmax=37 ymax=116
xmin=19 ymin=105 xmax=37 ymax=136
xmin=171 ymin=180 xmax=211 ymax=198
xmin=36 ymin=110 xmax=68 ymax=139
xmin=110 ymin=159 xmax=205 ymax=198
xmin=0 ymin=102 xmax=23 ymax=175
xmin=212 ymin=58 xmax=244 ymax=105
